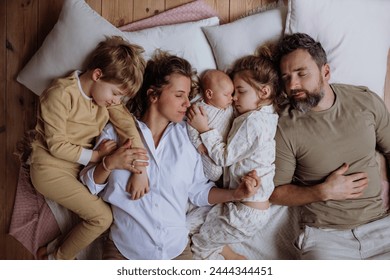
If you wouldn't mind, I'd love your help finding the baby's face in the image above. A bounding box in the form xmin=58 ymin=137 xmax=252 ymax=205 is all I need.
xmin=206 ymin=83 xmax=234 ymax=109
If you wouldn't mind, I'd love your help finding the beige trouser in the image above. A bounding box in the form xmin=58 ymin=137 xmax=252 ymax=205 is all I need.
xmin=30 ymin=163 xmax=113 ymax=260
xmin=295 ymin=215 xmax=390 ymax=259
xmin=103 ymin=238 xmax=193 ymax=260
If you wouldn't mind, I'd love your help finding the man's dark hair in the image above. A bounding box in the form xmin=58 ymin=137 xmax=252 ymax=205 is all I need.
xmin=275 ymin=33 xmax=327 ymax=69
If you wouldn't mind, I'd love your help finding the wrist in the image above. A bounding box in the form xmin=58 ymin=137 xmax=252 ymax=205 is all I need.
xmin=102 ymin=156 xmax=113 ymax=172
xmin=91 ymin=150 xmax=100 ymax=163
xmin=314 ymin=183 xmax=328 ymax=201
xmin=230 ymin=189 xmax=241 ymax=202
xmin=198 ymin=126 xmax=210 ymax=134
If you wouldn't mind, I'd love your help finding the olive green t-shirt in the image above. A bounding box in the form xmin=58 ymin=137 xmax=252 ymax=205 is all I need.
xmin=275 ymin=83 xmax=390 ymax=229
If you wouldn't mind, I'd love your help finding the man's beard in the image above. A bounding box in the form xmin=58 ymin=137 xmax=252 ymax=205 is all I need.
xmin=289 ymin=90 xmax=323 ymax=113
xmin=289 ymin=80 xmax=324 ymax=113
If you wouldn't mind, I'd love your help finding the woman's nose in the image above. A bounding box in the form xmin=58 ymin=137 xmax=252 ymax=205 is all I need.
xmin=184 ymin=96 xmax=190 ymax=107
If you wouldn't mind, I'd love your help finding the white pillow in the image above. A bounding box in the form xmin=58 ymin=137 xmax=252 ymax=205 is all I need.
xmin=202 ymin=6 xmax=287 ymax=71
xmin=17 ymin=0 xmax=125 ymax=96
xmin=285 ymin=0 xmax=390 ymax=98
xmin=17 ymin=0 xmax=219 ymax=96
xmin=123 ymin=17 xmax=219 ymax=76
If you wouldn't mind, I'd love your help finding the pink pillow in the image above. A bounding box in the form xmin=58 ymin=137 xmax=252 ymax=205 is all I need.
xmin=9 ymin=163 xmax=60 ymax=257
xmin=119 ymin=0 xmax=218 ymax=32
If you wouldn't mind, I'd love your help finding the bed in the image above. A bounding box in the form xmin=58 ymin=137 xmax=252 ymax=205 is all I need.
xmin=9 ymin=0 xmax=390 ymax=260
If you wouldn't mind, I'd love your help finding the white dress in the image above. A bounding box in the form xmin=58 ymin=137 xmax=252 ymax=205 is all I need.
xmin=191 ymin=105 xmax=279 ymax=259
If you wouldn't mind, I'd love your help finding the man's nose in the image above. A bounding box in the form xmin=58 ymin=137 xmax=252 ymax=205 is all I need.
xmin=288 ymin=76 xmax=300 ymax=91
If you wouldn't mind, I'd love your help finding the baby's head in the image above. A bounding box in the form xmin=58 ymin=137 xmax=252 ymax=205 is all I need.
xmin=200 ymin=69 xmax=234 ymax=109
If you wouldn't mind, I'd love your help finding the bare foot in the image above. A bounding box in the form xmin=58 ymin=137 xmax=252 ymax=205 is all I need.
xmin=36 ymin=245 xmax=49 ymax=260
xmin=221 ymin=245 xmax=247 ymax=260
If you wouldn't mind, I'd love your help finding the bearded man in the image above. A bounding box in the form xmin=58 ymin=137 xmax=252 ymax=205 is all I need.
xmin=270 ymin=33 xmax=390 ymax=260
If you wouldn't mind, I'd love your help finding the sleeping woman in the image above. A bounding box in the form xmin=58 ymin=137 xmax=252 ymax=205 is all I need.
xmin=80 ymin=51 xmax=261 ymax=260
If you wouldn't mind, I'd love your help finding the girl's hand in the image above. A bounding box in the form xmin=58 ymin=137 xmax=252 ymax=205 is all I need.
xmin=187 ymin=105 xmax=210 ymax=133
xmin=233 ymin=170 xmax=261 ymax=201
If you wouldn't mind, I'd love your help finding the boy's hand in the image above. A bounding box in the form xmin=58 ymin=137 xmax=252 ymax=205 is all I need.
xmin=126 ymin=169 xmax=149 ymax=200
xmin=95 ymin=139 xmax=117 ymax=161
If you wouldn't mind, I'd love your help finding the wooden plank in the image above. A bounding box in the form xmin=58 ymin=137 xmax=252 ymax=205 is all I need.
xmin=37 ymin=0 xmax=64 ymax=44
xmin=165 ymin=0 xmax=193 ymax=10
xmin=102 ymin=0 xmax=134 ymax=27
xmin=205 ymin=0 xmax=230 ymax=24
xmin=0 ymin=0 xmax=7 ymax=261
xmin=4 ymin=0 xmax=40 ymax=259
xmin=86 ymin=0 xmax=103 ymax=14
xmin=133 ymin=0 xmax=165 ymax=21
xmin=229 ymin=0 xmax=263 ymax=22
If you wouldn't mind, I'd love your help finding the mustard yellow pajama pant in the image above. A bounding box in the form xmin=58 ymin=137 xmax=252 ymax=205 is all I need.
xmin=30 ymin=163 xmax=112 ymax=260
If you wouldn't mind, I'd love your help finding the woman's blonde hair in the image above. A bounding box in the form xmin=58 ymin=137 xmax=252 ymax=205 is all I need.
xmin=84 ymin=36 xmax=146 ymax=98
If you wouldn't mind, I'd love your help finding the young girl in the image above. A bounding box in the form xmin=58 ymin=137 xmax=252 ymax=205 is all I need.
xmin=80 ymin=51 xmax=261 ymax=260
xmin=30 ymin=36 xmax=148 ymax=260
xmin=187 ymin=45 xmax=279 ymax=260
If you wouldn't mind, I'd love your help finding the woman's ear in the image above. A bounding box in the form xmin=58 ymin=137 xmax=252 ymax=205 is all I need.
xmin=147 ymin=89 xmax=158 ymax=103
xmin=92 ymin=68 xmax=103 ymax=81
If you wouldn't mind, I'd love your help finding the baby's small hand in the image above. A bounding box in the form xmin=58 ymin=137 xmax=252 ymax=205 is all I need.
xmin=197 ymin=143 xmax=208 ymax=155
xmin=187 ymin=105 xmax=210 ymax=133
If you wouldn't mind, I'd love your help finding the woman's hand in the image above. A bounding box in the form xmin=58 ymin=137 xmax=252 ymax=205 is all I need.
xmin=104 ymin=139 xmax=149 ymax=174
xmin=186 ymin=104 xmax=210 ymax=133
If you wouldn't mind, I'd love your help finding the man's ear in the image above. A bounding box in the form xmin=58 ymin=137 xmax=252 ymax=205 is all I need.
xmin=323 ymin=63 xmax=331 ymax=81
xmin=92 ymin=68 xmax=103 ymax=81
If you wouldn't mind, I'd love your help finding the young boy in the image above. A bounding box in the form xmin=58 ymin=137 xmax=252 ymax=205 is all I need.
xmin=30 ymin=36 xmax=148 ymax=260
xmin=186 ymin=69 xmax=234 ymax=182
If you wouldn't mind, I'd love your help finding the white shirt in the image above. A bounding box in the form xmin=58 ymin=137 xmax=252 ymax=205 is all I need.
xmin=201 ymin=105 xmax=278 ymax=202
xmin=80 ymin=121 xmax=214 ymax=259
